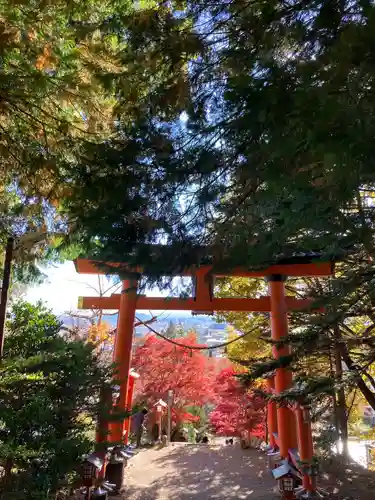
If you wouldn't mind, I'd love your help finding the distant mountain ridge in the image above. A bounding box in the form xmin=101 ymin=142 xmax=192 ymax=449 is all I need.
xmin=59 ymin=312 xmax=229 ymax=358
xmin=59 ymin=312 xmax=228 ymax=332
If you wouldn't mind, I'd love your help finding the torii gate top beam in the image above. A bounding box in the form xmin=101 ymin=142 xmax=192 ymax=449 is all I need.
xmin=74 ymin=255 xmax=333 ymax=313
xmin=74 ymin=258 xmax=333 ymax=278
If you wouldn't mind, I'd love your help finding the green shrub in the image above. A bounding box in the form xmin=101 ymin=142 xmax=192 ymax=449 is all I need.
xmin=0 ymin=302 xmax=112 ymax=499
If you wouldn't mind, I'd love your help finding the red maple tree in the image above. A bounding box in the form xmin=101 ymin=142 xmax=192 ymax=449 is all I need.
xmin=131 ymin=332 xmax=214 ymax=424
xmin=209 ymin=367 xmax=266 ymax=437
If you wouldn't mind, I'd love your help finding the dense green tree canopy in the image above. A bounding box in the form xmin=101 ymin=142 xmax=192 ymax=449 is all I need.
xmin=0 ymin=0 xmax=124 ymax=201
xmin=64 ymin=1 xmax=375 ymax=271
xmin=0 ymin=0 xmax=128 ymax=293
xmin=1 ymin=0 xmax=188 ymax=293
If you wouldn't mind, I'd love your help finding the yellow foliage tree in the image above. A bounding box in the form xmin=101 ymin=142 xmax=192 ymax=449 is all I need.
xmin=87 ymin=321 xmax=114 ymax=353
xmin=215 ymin=277 xmax=270 ymax=363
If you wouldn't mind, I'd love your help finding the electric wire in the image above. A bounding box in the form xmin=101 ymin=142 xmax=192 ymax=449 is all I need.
xmin=135 ymin=315 xmax=261 ymax=351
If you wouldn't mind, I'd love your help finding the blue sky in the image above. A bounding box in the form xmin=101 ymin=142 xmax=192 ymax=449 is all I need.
xmin=25 ymin=261 xmax=114 ymax=314
xmin=25 ymin=261 xmax=192 ymax=316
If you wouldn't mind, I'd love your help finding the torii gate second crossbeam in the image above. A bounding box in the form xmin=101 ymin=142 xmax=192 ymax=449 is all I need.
xmin=74 ymin=256 xmax=333 ymax=497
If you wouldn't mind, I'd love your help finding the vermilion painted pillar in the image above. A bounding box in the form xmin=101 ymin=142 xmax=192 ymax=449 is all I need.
xmin=156 ymin=407 xmax=163 ymax=441
xmin=96 ymin=385 xmax=112 ymax=477
xmin=266 ymin=376 xmax=278 ymax=449
xmin=122 ymin=374 xmax=136 ymax=444
xmin=295 ymin=406 xmax=313 ymax=491
xmin=268 ymin=275 xmax=297 ymax=458
xmin=109 ymin=279 xmax=138 ymax=443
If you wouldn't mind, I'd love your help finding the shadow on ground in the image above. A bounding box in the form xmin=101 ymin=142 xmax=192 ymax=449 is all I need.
xmin=122 ymin=444 xmax=277 ymax=500
xmin=318 ymin=458 xmax=375 ymax=500
xmin=121 ymin=443 xmax=375 ymax=500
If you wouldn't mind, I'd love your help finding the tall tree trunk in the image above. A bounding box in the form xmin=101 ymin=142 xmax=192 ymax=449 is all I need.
xmin=3 ymin=457 xmax=13 ymax=485
xmin=0 ymin=237 xmax=13 ymax=359
xmin=340 ymin=343 xmax=375 ymax=410
xmin=333 ymin=323 xmax=349 ymax=459
xmin=329 ymin=349 xmax=341 ymax=446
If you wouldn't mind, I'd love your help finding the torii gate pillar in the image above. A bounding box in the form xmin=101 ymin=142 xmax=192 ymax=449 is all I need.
xmin=266 ymin=375 xmax=278 ymax=450
xmin=108 ymin=279 xmax=138 ymax=444
xmin=268 ymin=275 xmax=298 ymax=456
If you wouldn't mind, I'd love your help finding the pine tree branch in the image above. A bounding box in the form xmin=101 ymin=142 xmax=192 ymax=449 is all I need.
xmin=340 ymin=342 xmax=375 ymax=411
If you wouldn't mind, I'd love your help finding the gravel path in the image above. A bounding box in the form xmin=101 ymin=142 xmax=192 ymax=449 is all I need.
xmin=122 ymin=442 xmax=278 ymax=500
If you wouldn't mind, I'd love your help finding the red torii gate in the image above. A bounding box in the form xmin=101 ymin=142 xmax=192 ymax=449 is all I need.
xmin=75 ymin=256 xmax=333 ymax=497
